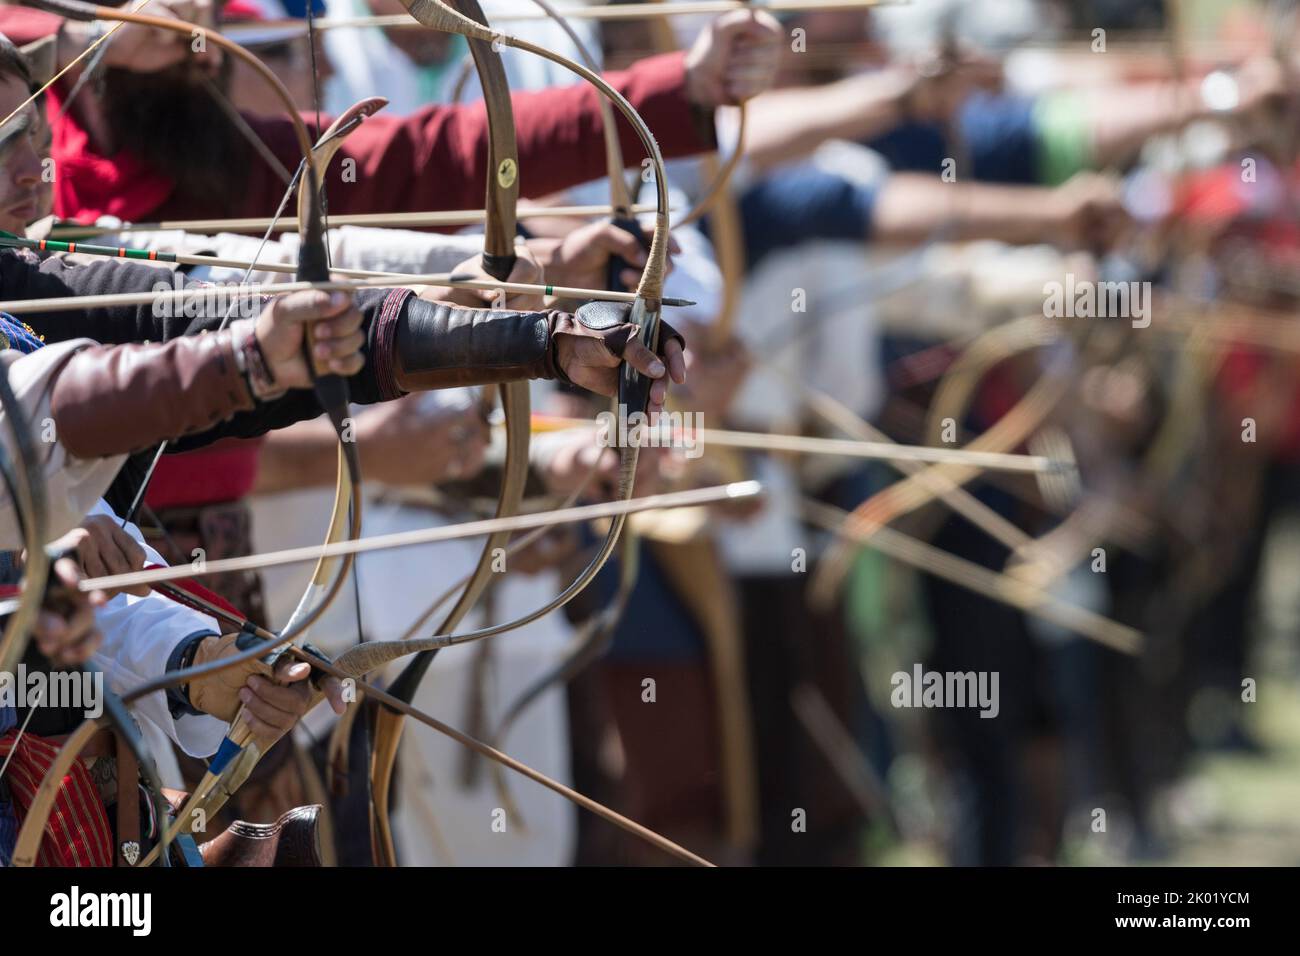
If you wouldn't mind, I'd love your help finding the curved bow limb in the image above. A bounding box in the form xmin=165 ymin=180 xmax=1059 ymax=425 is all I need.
xmin=367 ymin=0 xmax=676 ymax=863
xmin=367 ymin=381 xmax=531 ymax=865
xmin=119 ymin=582 xmax=715 ymax=866
xmin=465 ymin=0 xmax=650 ymax=828
xmin=364 ymin=0 xmax=533 ymax=867
xmin=0 ymin=360 xmax=49 ymax=678
xmin=0 ymin=367 xmax=172 ymax=868
xmin=20 ymin=0 xmax=359 ymax=655
xmin=801 ymin=498 xmax=1142 ymax=655
xmin=298 ymin=644 xmax=715 ymax=866
xmin=803 ymin=315 xmax=1145 ymax=652
xmin=9 ymin=718 xmax=109 ymax=866
xmin=485 ymin=528 xmax=642 ymax=828
xmin=9 ymin=664 xmax=174 ymax=867
xmin=133 ymin=103 xmax=389 ymax=867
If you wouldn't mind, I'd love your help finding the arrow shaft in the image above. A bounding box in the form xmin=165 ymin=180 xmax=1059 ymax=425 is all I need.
xmin=70 ymin=482 xmax=761 ymax=593
xmin=47 ymin=203 xmax=661 ymax=239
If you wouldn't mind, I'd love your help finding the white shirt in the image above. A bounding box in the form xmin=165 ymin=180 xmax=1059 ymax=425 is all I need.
xmin=86 ymin=499 xmax=228 ymax=758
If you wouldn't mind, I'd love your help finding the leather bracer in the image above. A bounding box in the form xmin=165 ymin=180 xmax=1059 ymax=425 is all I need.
xmin=392 ymin=299 xmax=685 ymax=393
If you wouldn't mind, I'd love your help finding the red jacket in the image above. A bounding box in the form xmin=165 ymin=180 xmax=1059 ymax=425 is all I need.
xmin=0 ymin=7 xmax=714 ymax=223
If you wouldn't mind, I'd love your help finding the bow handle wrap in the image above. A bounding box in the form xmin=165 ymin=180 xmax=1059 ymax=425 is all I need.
xmin=295 ymin=165 xmax=352 ymax=426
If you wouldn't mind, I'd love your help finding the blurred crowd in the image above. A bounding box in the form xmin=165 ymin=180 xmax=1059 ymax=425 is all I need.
xmin=3 ymin=0 xmax=1298 ymax=868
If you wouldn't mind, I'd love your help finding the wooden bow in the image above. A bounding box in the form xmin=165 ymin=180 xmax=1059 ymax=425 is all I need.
xmin=136 ymin=101 xmax=389 ymax=866
xmin=355 ymin=0 xmax=679 ymax=863
xmin=12 ymin=0 xmax=365 ymax=866
xmin=364 ymin=0 xmax=533 ymax=867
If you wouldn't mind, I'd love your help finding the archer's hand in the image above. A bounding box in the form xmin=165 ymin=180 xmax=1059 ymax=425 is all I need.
xmin=528 ymin=222 xmax=678 ymax=294
xmin=186 ymin=633 xmax=274 ymax=724
xmin=538 ymin=434 xmax=668 ymax=500
xmin=77 ymin=0 xmax=220 ymax=75
xmin=238 ymin=657 xmax=345 ymax=751
xmin=31 ymin=557 xmax=104 ymax=667
xmin=551 ymin=305 xmax=687 ymax=414
xmin=685 ymin=9 xmax=783 ymax=107
xmin=186 ymin=636 xmax=345 ymax=743
xmin=675 ymin=332 xmax=752 ymax=417
xmin=50 ymin=515 xmax=150 ymax=599
xmin=1047 ymin=173 xmax=1130 ymax=251
xmin=249 ymin=289 xmax=366 ymax=395
xmin=355 ymin=396 xmax=490 ymax=485
xmin=428 ymin=244 xmax=545 ymax=310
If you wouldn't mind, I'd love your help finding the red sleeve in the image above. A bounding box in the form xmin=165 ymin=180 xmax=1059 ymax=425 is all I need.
xmin=0 ymin=6 xmax=64 ymax=45
xmin=235 ymin=52 xmax=714 ymax=218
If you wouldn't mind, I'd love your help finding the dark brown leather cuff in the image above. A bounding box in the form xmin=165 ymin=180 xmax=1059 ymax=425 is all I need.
xmin=51 ymin=330 xmax=255 ymax=459
xmin=391 ymin=298 xmax=686 ymax=394
xmin=392 ymin=299 xmax=555 ymax=392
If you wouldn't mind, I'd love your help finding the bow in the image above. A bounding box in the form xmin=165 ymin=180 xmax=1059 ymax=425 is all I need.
xmin=356 ymin=0 xmax=676 ymax=862
xmin=21 ymin=0 xmax=363 ymax=667
xmin=648 ymin=0 xmax=750 ymax=242
xmin=0 ymin=357 xmax=49 ymax=678
xmin=11 ymin=0 xmax=363 ymax=866
xmin=134 ymin=101 xmax=390 ymax=865
xmin=149 ymin=581 xmax=711 ymax=865
xmin=365 ymin=0 xmax=533 ymax=867
xmin=808 ymin=315 xmax=1077 ymax=604
xmin=473 ymin=0 xmax=642 ymax=819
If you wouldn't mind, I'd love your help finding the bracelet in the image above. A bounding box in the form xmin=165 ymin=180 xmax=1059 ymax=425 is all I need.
xmin=234 ymin=323 xmax=286 ymax=402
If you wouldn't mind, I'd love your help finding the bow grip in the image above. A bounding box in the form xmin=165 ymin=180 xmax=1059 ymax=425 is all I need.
xmin=618 ymin=298 xmax=660 ymax=419
xmin=295 ymin=228 xmax=351 ymax=427
xmin=39 ymin=542 xmax=80 ymax=616
xmin=603 ymin=216 xmax=656 ymax=417
xmin=605 ymin=215 xmax=649 ymax=296
xmin=480 ymin=251 xmax=518 ymax=284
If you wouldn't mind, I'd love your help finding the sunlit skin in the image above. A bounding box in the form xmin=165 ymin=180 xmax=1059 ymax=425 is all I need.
xmin=0 ymin=77 xmax=50 ymax=235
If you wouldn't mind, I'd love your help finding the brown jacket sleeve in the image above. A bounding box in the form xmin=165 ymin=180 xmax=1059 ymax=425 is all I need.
xmin=50 ymin=328 xmax=255 ymax=459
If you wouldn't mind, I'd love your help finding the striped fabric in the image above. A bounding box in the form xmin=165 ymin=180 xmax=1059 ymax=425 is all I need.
xmin=0 ymin=729 xmax=113 ymax=866
xmin=0 ymin=316 xmax=113 ymax=866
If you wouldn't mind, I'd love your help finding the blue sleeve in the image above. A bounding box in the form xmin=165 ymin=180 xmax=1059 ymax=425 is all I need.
xmin=960 ymin=91 xmax=1038 ymax=184
xmin=866 ymin=92 xmax=1041 ymax=185
xmin=735 ymin=166 xmax=880 ymax=270
xmin=866 ymin=122 xmax=949 ymax=175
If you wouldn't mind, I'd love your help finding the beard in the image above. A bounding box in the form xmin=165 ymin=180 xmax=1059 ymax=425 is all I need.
xmin=101 ymin=59 xmax=249 ymax=200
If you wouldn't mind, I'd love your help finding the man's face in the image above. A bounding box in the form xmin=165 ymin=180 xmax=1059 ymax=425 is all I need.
xmin=0 ymin=77 xmax=49 ymax=235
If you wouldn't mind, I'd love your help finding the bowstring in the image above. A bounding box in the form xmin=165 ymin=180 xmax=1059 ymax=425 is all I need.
xmin=54 ymin=34 xmax=112 ymax=121
xmin=121 ymin=8 xmax=336 ymax=528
